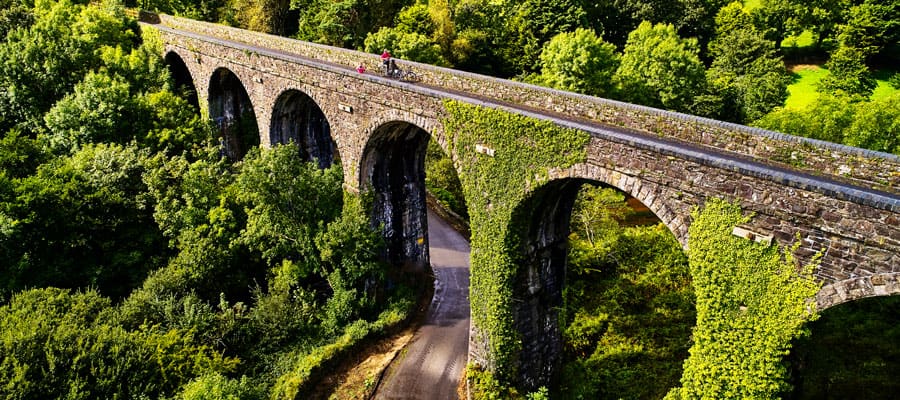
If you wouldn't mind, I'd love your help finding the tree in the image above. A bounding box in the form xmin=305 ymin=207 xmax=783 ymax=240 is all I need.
xmin=751 ymin=93 xmax=900 ymax=156
xmin=235 ymin=145 xmax=343 ymax=269
xmin=614 ymin=21 xmax=706 ymax=112
xmin=846 ymin=94 xmax=900 ymax=154
xmin=0 ymin=143 xmax=167 ymax=300
xmin=501 ymin=0 xmax=588 ymax=74
xmin=535 ymin=28 xmax=619 ymax=97
xmin=818 ymin=46 xmax=877 ymax=97
xmin=231 ymin=0 xmax=291 ymax=35
xmin=838 ymin=0 xmax=900 ymax=65
xmin=0 ymin=0 xmax=151 ymax=135
xmin=704 ymin=2 xmax=790 ymax=123
xmin=752 ymin=93 xmax=856 ymax=145
xmin=44 ymin=72 xmax=138 ymax=152
xmin=0 ymin=288 xmax=237 ymax=399
xmin=363 ymin=26 xmax=446 ymax=66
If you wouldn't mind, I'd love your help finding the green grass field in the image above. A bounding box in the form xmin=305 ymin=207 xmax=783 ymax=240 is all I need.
xmin=785 ymin=65 xmax=899 ymax=109
xmin=785 ymin=65 xmax=829 ymax=109
xmin=743 ymin=0 xmax=761 ymax=12
xmin=782 ymin=30 xmax=815 ymax=48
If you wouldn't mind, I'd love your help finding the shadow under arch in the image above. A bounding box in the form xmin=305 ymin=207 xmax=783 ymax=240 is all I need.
xmin=787 ymin=294 xmax=900 ymax=399
xmin=506 ymin=177 xmax=679 ymax=391
xmin=359 ymin=121 xmax=431 ymax=271
xmin=164 ymin=51 xmax=199 ymax=111
xmin=208 ymin=67 xmax=260 ymax=161
xmin=270 ymin=89 xmax=337 ymax=169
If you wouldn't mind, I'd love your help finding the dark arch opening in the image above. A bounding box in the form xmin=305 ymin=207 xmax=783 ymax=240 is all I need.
xmin=208 ymin=68 xmax=260 ymax=161
xmin=270 ymin=90 xmax=336 ymax=169
xmin=164 ymin=51 xmax=199 ymax=111
xmin=787 ymin=295 xmax=900 ymax=399
xmin=360 ymin=122 xmax=431 ymax=271
xmin=508 ymin=179 xmax=690 ymax=395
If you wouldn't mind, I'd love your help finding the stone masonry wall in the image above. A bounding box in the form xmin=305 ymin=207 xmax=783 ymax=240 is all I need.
xmin=551 ymin=134 xmax=900 ymax=309
xmin=143 ymin=11 xmax=900 ymax=197
xmin=150 ymin=16 xmax=899 ymax=307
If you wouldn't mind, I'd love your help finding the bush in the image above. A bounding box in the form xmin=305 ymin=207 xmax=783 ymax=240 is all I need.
xmin=0 ymin=288 xmax=237 ymax=399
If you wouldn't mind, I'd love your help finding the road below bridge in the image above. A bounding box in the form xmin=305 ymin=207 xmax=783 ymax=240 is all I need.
xmin=374 ymin=209 xmax=471 ymax=400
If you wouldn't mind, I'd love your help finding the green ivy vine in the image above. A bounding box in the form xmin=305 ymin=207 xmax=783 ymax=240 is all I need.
xmin=667 ymin=198 xmax=821 ymax=399
xmin=443 ymin=100 xmax=821 ymax=397
xmin=441 ymin=100 xmax=589 ymax=382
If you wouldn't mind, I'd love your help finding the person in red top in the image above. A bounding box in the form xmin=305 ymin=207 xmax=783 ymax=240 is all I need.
xmin=356 ymin=63 xmax=366 ymax=74
xmin=381 ymin=49 xmax=391 ymax=75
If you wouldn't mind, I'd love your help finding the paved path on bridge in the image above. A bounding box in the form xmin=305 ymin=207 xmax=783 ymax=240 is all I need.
xmin=374 ymin=209 xmax=470 ymax=400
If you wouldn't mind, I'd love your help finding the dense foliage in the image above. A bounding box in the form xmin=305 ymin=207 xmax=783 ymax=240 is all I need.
xmin=559 ymin=186 xmax=694 ymax=399
xmin=441 ymin=99 xmax=589 ymax=383
xmin=2 ymin=0 xmax=896 ymax=398
xmin=668 ymin=199 xmax=821 ymax=399
xmin=787 ymin=295 xmax=900 ymax=399
xmin=424 ymin=139 xmax=468 ymax=219
xmin=0 ymin=1 xmax=413 ymax=398
xmin=138 ymin=0 xmax=898 ymax=151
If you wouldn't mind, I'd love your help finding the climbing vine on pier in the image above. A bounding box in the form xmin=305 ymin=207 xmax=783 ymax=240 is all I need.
xmin=667 ymin=199 xmax=821 ymax=399
xmin=441 ymin=100 xmax=589 ymax=382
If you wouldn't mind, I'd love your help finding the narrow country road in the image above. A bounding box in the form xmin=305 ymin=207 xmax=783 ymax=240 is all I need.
xmin=374 ymin=209 xmax=471 ymax=400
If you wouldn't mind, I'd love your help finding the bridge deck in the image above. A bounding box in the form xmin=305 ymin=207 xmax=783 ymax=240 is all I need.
xmin=149 ymin=23 xmax=900 ymax=213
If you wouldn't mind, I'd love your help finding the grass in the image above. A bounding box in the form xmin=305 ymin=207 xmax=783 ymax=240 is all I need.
xmin=785 ymin=64 xmax=900 ymax=109
xmin=872 ymin=69 xmax=900 ymax=101
xmin=743 ymin=0 xmax=761 ymax=12
xmin=782 ymin=30 xmax=815 ymax=48
xmin=785 ymin=65 xmax=829 ymax=109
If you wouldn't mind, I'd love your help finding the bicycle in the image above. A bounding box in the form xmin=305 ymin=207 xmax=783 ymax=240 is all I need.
xmin=381 ymin=62 xmax=419 ymax=83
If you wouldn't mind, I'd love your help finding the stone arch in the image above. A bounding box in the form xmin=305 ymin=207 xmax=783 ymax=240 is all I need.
xmin=269 ymin=89 xmax=337 ymax=169
xmin=208 ymin=67 xmax=260 ymax=161
xmin=164 ymin=51 xmax=199 ymax=111
xmin=816 ymin=272 xmax=900 ymax=310
xmin=359 ymin=120 xmax=433 ymax=271
xmin=549 ymin=163 xmax=688 ymax=246
xmin=506 ymin=171 xmax=685 ymax=390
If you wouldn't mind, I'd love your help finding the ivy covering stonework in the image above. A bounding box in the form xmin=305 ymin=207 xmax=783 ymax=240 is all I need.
xmin=441 ymin=100 xmax=589 ymax=381
xmin=667 ymin=199 xmax=821 ymax=399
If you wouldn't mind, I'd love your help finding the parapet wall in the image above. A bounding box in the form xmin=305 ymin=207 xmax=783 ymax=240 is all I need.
xmin=141 ymin=11 xmax=900 ymax=197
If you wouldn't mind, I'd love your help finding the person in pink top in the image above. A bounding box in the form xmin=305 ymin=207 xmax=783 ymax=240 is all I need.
xmin=357 ymin=63 xmax=366 ymax=73
xmin=381 ymin=49 xmax=391 ymax=75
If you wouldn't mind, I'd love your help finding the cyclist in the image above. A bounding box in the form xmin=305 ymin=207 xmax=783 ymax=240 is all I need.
xmin=380 ymin=49 xmax=391 ymax=75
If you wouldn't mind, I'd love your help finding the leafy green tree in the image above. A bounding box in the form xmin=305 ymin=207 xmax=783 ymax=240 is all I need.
xmin=753 ymin=93 xmax=856 ymax=146
xmin=0 ymin=128 xmax=46 ymax=178
xmin=846 ymin=93 xmax=900 ymax=154
xmin=235 ymin=145 xmax=343 ymax=269
xmin=838 ymin=0 xmax=900 ymax=64
xmin=704 ymin=2 xmax=790 ymax=123
xmin=44 ymin=72 xmax=138 ymax=152
xmin=501 ymin=0 xmax=588 ymax=74
xmin=582 ymin=0 xmax=727 ymax=59
xmin=535 ymin=28 xmax=619 ymax=97
xmin=0 ymin=0 xmax=34 ymax=39
xmin=0 ymin=288 xmax=237 ymax=399
xmin=364 ymin=26 xmax=446 ymax=65
xmin=751 ymin=0 xmax=803 ymax=46
xmin=0 ymin=144 xmax=167 ymax=299
xmin=295 ymin=0 xmax=362 ymax=47
xmin=425 ymin=139 xmax=467 ymax=219
xmin=231 ymin=0 xmax=291 ymax=35
xmin=395 ymin=2 xmax=434 ymax=35
xmin=614 ymin=21 xmax=706 ymax=112
xmin=818 ymin=45 xmax=877 ymax=97
xmin=568 ymin=185 xmax=631 ymax=248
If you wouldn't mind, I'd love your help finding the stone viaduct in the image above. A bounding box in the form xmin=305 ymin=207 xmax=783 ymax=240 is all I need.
xmin=142 ymin=12 xmax=900 ymax=391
